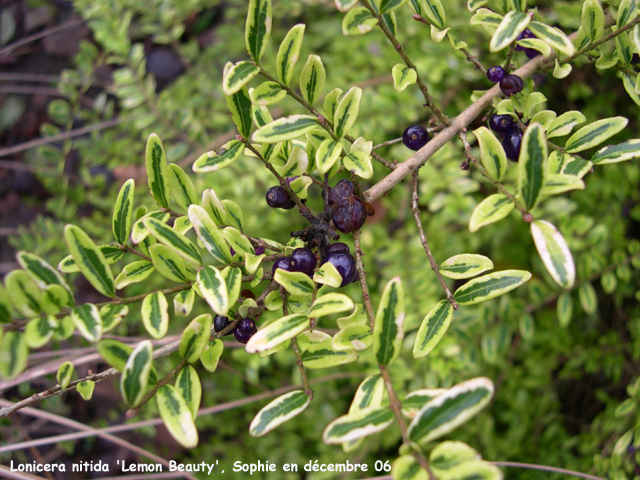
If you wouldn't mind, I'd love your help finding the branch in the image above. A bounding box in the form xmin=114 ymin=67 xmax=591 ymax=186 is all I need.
xmin=361 ymin=0 xmax=450 ymax=125
xmin=280 ymin=291 xmax=313 ymax=399
xmin=353 ymin=230 xmax=375 ymax=331
xmin=0 ymin=18 xmax=86 ymax=57
xmin=411 ymin=170 xmax=458 ymax=308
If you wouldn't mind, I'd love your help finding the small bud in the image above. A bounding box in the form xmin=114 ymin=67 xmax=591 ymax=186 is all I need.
xmin=395 ymin=44 xmax=401 ymax=50
xmin=460 ymin=161 xmax=470 ymax=171
xmin=235 ymin=134 xmax=243 ymax=141
xmin=522 ymin=212 xmax=534 ymax=223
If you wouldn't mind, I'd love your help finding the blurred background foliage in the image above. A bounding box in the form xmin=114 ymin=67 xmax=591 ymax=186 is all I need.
xmin=1 ymin=0 xmax=640 ymax=479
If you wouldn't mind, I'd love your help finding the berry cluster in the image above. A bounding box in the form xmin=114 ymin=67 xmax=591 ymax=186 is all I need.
xmin=486 ymin=66 xmax=524 ymax=97
xmin=328 ymin=180 xmax=367 ymax=234
xmin=488 ymin=113 xmax=523 ymax=162
xmin=214 ymin=315 xmax=257 ymax=344
xmin=514 ymin=29 xmax=540 ymax=59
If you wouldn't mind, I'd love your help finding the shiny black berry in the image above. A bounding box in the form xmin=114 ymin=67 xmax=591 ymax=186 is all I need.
xmin=332 ymin=196 xmax=367 ymax=234
xmin=488 ymin=114 xmax=515 ymax=134
xmin=328 ymin=180 xmax=355 ymax=206
xmin=502 ymin=128 xmax=523 ymax=162
xmin=234 ymin=318 xmax=257 ymax=344
xmin=214 ymin=315 xmax=234 ymax=335
xmin=499 ymin=74 xmax=524 ymax=97
xmin=323 ymin=252 xmax=357 ymax=287
xmin=272 ymin=257 xmax=290 ymax=275
xmin=290 ymin=247 xmax=317 ymax=276
xmin=514 ymin=28 xmax=535 ymax=51
xmin=254 ymin=246 xmax=265 ymax=255
xmin=266 ymin=186 xmax=295 ymax=209
xmin=402 ymin=125 xmax=430 ymax=151
xmin=525 ymin=48 xmax=540 ymax=59
xmin=325 ymin=242 xmax=350 ymax=255
xmin=486 ymin=65 xmax=505 ymax=83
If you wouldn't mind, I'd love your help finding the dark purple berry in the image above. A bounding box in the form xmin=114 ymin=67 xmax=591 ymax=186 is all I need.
xmin=488 ymin=113 xmax=515 ymax=134
xmin=515 ymin=28 xmax=535 ymax=51
xmin=332 ymin=196 xmax=368 ymax=234
xmin=214 ymin=315 xmax=234 ymax=335
xmin=486 ymin=65 xmax=505 ymax=83
xmin=402 ymin=125 xmax=430 ymax=151
xmin=323 ymin=252 xmax=357 ymax=287
xmin=266 ymin=186 xmax=295 ymax=209
xmin=499 ymin=74 xmax=524 ymax=97
xmin=328 ymin=180 xmax=355 ymax=206
xmin=286 ymin=176 xmax=299 ymax=187
xmin=289 ymin=247 xmax=317 ymax=276
xmin=272 ymin=257 xmax=290 ymax=275
xmin=502 ymin=128 xmax=523 ymax=162
xmin=255 ymin=246 xmax=265 ymax=255
xmin=525 ymin=48 xmax=540 ymax=59
xmin=325 ymin=242 xmax=350 ymax=255
xmin=234 ymin=317 xmax=257 ymax=344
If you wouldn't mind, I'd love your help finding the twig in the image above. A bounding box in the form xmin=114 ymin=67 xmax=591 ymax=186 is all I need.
xmin=279 ymin=290 xmax=313 ymax=399
xmin=361 ymin=0 xmax=449 ymax=125
xmin=503 ymin=43 xmax=516 ymax=74
xmin=117 ymin=244 xmax=152 ymax=262
xmin=411 ymin=170 xmax=458 ymax=309
xmin=373 ymin=137 xmax=402 ymax=150
xmin=126 ymin=359 xmax=188 ymax=418
xmin=353 ymin=230 xmax=375 ymax=331
xmin=0 ymin=18 xmax=86 ymax=57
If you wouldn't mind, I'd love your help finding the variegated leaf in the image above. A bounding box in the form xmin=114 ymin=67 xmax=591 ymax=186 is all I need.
xmin=402 ymin=389 xmax=447 ymax=419
xmin=310 ymin=293 xmax=355 ymax=318
xmin=246 ymin=314 xmax=309 ymax=353
xmin=71 ymin=303 xmax=102 ymax=342
xmin=592 ymin=140 xmax=640 ymax=164
xmin=142 ymin=292 xmax=169 ymax=339
xmin=301 ymin=343 xmax=358 ymax=369
xmin=332 ymin=323 xmax=372 ymax=351
xmin=413 ymin=300 xmax=453 ymax=358
xmin=473 ymin=127 xmax=508 ymax=181
xmin=192 ymin=140 xmax=244 ymax=173
xmin=114 ymin=260 xmax=154 ymax=289
xmin=65 ymin=225 xmax=116 ymax=298
xmin=440 ymin=254 xmax=494 ymax=279
xmin=274 ymin=269 xmax=315 ymax=297
xmin=120 ymin=340 xmax=153 ymax=407
xmin=527 ymin=21 xmax=575 ymax=56
xmin=201 ymin=339 xmax=224 ymax=372
xmin=342 ymin=7 xmax=378 ymax=35
xmin=334 ymin=86 xmax=362 ymax=138
xmin=299 ymin=55 xmax=326 ymax=105
xmin=143 ymin=217 xmax=202 ymax=266
xmin=145 ymin=133 xmax=171 ymax=209
xmin=112 ymin=179 xmax=135 ymax=245
xmin=223 ymin=61 xmax=260 ymax=96
xmin=157 ymin=384 xmax=199 ymax=448
xmin=565 ymin=117 xmax=628 ymax=153
xmin=250 ymin=390 xmax=310 ymax=437
xmin=530 ymin=220 xmax=575 ymax=289
xmin=250 ymin=81 xmax=286 ymax=106
xmin=225 ymin=87 xmax=253 ymax=139
xmin=174 ymin=288 xmax=195 ymax=317
xmin=0 ymin=331 xmax=28 ymax=379
xmin=343 ymin=152 xmax=373 ymax=179
xmin=517 ymin=122 xmax=548 ymax=211
xmin=197 ymin=266 xmax=229 ymax=317
xmin=252 ymin=115 xmax=319 ymax=143
xmin=149 ymin=244 xmax=193 ymax=283
xmin=469 ymin=194 xmax=514 ymax=232
xmin=276 ymin=24 xmax=305 ymax=87
xmin=323 ymin=407 xmax=394 ymax=444
xmin=489 ymin=11 xmax=530 ymax=52
xmin=175 ymin=365 xmax=202 ymax=419
xmin=179 ymin=313 xmax=212 ymax=363
xmin=188 ymin=205 xmax=233 ymax=264
xmin=373 ymin=277 xmax=405 ymax=366
xmin=100 ymin=304 xmax=128 ymax=332
xmin=168 ymin=164 xmax=197 ymax=210
xmin=546 ymin=111 xmax=586 ymax=139
xmin=245 ymin=0 xmax=272 ymax=62
xmin=56 ymin=361 xmax=74 ymax=389
xmin=453 ymin=270 xmax=531 ymax=305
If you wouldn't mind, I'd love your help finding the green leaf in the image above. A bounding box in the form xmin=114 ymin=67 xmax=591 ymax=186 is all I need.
xmin=141 ymin=292 xmax=169 ymax=339
xmin=342 ymin=7 xmax=378 ymax=35
xmin=5 ymin=270 xmax=42 ymax=317
xmin=188 ymin=205 xmax=233 ymax=264
xmin=149 ymin=244 xmax=192 ymax=283
xmin=97 ymin=339 xmax=133 ymax=371
xmin=530 ymin=220 xmax=575 ymax=289
xmin=223 ymin=61 xmax=260 ymax=96
xmin=276 ymin=24 xmax=305 ymax=87
xmin=121 ymin=340 xmax=153 ymax=407
xmin=252 ymin=115 xmax=319 ymax=143
xmin=222 ymin=199 xmax=244 ymax=231
xmin=517 ymin=122 xmax=548 ymax=211
xmin=100 ymin=304 xmax=128 ymax=332
xmin=373 ymin=277 xmax=405 ymax=366
xmin=546 ymin=111 xmax=586 ymax=139
xmin=17 ymin=251 xmax=73 ymax=306
xmin=57 ymin=361 xmax=74 ymax=389
xmin=332 ymin=323 xmax=372 ymax=351
xmin=112 ymin=179 xmax=135 ymax=245
xmin=582 ymin=0 xmax=604 ymax=42
xmin=467 ymin=0 xmax=488 ymax=12
xmin=440 ymin=254 xmax=494 ymax=280
xmin=323 ymin=407 xmax=394 ymax=444
xmin=197 ymin=266 xmax=229 ymax=317
xmin=454 ymin=270 xmax=531 ymax=305
xmin=313 ymin=261 xmax=343 ymax=288
xmin=76 ymin=380 xmax=95 ymax=400
xmin=557 ymin=291 xmax=573 ymax=328
xmin=310 ymin=293 xmax=355 ymax=318
xmin=250 ymin=390 xmax=310 ymax=437
xmin=473 ymin=127 xmax=508 ymax=181
xmin=430 ymin=440 xmax=480 ymax=472
xmin=565 ymin=117 xmax=628 ymax=153
xmin=246 ymin=313 xmax=309 ymax=353
xmin=145 ymin=133 xmax=171 ymax=209
xmin=274 ymin=269 xmax=315 ymax=297
xmin=469 ymin=194 xmax=514 ymax=233
xmin=156 ymin=384 xmax=199 ymax=448
xmin=179 ymin=313 xmax=212 ymax=363
xmin=315 ymin=139 xmax=343 ymax=174
xmin=226 ymin=87 xmax=253 ymax=139
xmin=71 ymin=303 xmax=102 ymax=342
xmin=174 ymin=288 xmax=195 ymax=317
xmin=392 ymin=456 xmax=429 ymax=480
xmin=516 ymin=38 xmax=551 ymax=58
xmin=201 ymin=339 xmax=224 ymax=372
xmin=349 ymin=375 xmax=385 ymax=412
xmin=143 ymin=217 xmax=202 ymax=266
xmin=130 ymin=210 xmax=169 ymax=245
xmin=193 ymin=140 xmax=245 ymax=174
xmin=615 ymin=27 xmax=634 ymax=66
xmin=299 ymin=55 xmax=326 ymax=106
xmin=489 ymin=11 xmax=530 ymax=52
xmin=527 ymin=21 xmax=575 ymax=56
xmin=470 ymin=8 xmax=502 ymax=28
xmin=402 ymin=389 xmax=446 ymax=419
xmin=435 ymin=461 xmax=502 ymax=480
xmin=0 ymin=331 xmax=28 ymax=379
xmin=222 ymin=227 xmax=254 ymax=255
xmin=114 ymin=260 xmax=154 ymax=289
xmin=541 ymin=174 xmax=585 ymax=195
xmin=421 ymin=0 xmax=446 ymax=29
xmin=0 ymin=283 xmax=13 ymax=323
xmin=301 ymin=343 xmax=358 ymax=369
xmin=560 ymin=156 xmax=592 ymax=177
xmin=245 ymin=0 xmax=271 ymax=62
xmin=65 ymin=225 xmax=116 ymax=298
xmin=25 ymin=315 xmax=57 ymax=349
xmin=167 ymin=164 xmax=197 ymax=211
xmin=592 ymin=139 xmax=640 ymax=164
xmin=176 ymin=365 xmax=202 ymax=419
xmin=618 ymin=0 xmax=637 ymax=28
xmin=579 ymin=282 xmax=598 ymax=315
xmin=413 ymin=300 xmax=453 ymax=358
xmin=334 ymin=87 xmax=362 ymax=138
xmin=250 ymin=81 xmax=286 ymax=106
xmin=380 ymin=0 xmax=408 ymax=13
xmin=408 ymin=377 xmax=494 ymax=443
xmin=553 ymin=59 xmax=572 ymax=79
xmin=221 ymin=266 xmax=243 ymax=308
xmin=336 ymin=0 xmax=359 ymax=11
xmin=323 ymin=88 xmax=343 ymax=123
xmin=343 ymin=152 xmax=373 ymax=179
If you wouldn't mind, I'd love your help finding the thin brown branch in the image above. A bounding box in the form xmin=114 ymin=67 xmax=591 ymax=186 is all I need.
xmin=411 ymin=170 xmax=458 ymax=309
xmin=353 ymin=230 xmax=375 ymax=331
xmin=126 ymin=359 xmax=188 ymax=418
xmin=0 ymin=18 xmax=86 ymax=57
